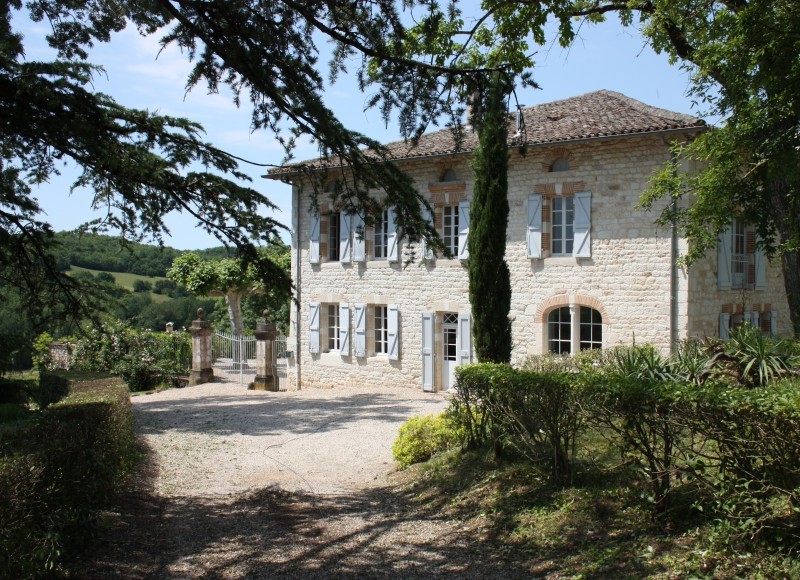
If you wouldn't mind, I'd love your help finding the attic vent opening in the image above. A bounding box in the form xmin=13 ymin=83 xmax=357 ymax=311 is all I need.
xmin=440 ymin=168 xmax=459 ymax=182
xmin=547 ymin=114 xmax=565 ymax=122
xmin=549 ymin=158 xmax=570 ymax=172
xmin=324 ymin=180 xmax=341 ymax=194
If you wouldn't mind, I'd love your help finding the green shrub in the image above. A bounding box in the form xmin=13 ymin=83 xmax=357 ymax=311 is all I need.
xmin=0 ymin=403 xmax=29 ymax=423
xmin=393 ymin=414 xmax=459 ymax=469
xmin=0 ymin=378 xmax=136 ymax=577
xmin=450 ymin=364 xmax=586 ymax=480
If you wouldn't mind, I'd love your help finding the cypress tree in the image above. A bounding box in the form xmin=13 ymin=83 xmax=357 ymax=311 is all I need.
xmin=468 ymin=74 xmax=512 ymax=363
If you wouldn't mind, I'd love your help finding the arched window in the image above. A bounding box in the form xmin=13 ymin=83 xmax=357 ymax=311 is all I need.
xmin=440 ymin=168 xmax=458 ymax=182
xmin=549 ymin=158 xmax=570 ymax=172
xmin=547 ymin=306 xmax=603 ymax=354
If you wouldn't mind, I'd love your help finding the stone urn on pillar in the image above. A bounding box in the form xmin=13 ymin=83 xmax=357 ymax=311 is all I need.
xmin=250 ymin=309 xmax=278 ymax=391
xmin=189 ymin=308 xmax=214 ymax=386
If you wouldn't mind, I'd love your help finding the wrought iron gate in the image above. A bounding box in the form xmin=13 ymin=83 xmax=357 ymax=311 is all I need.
xmin=273 ymin=334 xmax=291 ymax=392
xmin=212 ymin=331 xmax=256 ymax=386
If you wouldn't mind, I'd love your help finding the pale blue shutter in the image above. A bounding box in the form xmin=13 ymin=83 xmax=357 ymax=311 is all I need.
xmin=309 ymin=214 xmax=320 ymax=264
xmin=421 ymin=208 xmax=434 ymax=261
xmin=719 ymin=312 xmax=731 ymax=340
xmin=421 ymin=311 xmax=434 ymax=391
xmin=339 ymin=211 xmax=351 ymax=263
xmin=388 ymin=304 xmax=399 ymax=360
xmin=339 ymin=303 xmax=350 ymax=356
xmin=309 ymin=302 xmax=320 ymax=353
xmin=458 ymin=200 xmax=470 ymax=259
xmin=770 ymin=311 xmax=778 ymax=337
xmin=354 ymin=303 xmax=366 ymax=357
xmin=573 ymin=191 xmax=592 ymax=258
xmin=717 ymin=225 xmax=733 ymax=290
xmin=387 ymin=207 xmax=399 ymax=262
xmin=527 ymin=194 xmax=543 ymax=259
xmin=754 ymin=238 xmax=766 ymax=290
xmin=457 ymin=311 xmax=471 ymax=366
xmin=352 ymin=213 xmax=365 ymax=262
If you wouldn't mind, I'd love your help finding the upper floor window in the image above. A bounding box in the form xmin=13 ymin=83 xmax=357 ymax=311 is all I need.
xmin=440 ymin=168 xmax=459 ymax=182
xmin=549 ymin=158 xmax=570 ymax=172
xmin=374 ymin=210 xmax=389 ymax=259
xmin=328 ymin=213 xmax=340 ymax=261
xmin=551 ymin=196 xmax=574 ymax=256
xmin=442 ymin=205 xmax=459 ymax=256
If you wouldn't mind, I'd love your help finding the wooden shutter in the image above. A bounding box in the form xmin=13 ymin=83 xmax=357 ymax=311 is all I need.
xmin=309 ymin=302 xmax=320 ymax=353
xmin=387 ymin=207 xmax=399 ymax=262
xmin=339 ymin=303 xmax=350 ymax=356
xmin=352 ymin=213 xmax=365 ymax=262
xmin=527 ymin=193 xmax=543 ymax=259
xmin=573 ymin=191 xmax=592 ymax=258
xmin=717 ymin=224 xmax=733 ymax=290
xmin=421 ymin=207 xmax=434 ymax=261
xmin=457 ymin=311 xmax=471 ymax=366
xmin=458 ymin=200 xmax=470 ymax=259
xmin=387 ymin=304 xmax=399 ymax=360
xmin=719 ymin=312 xmax=731 ymax=340
xmin=354 ymin=303 xmax=366 ymax=357
xmin=754 ymin=237 xmax=766 ymax=290
xmin=309 ymin=214 xmax=320 ymax=264
xmin=339 ymin=211 xmax=351 ymax=263
xmin=421 ymin=311 xmax=434 ymax=391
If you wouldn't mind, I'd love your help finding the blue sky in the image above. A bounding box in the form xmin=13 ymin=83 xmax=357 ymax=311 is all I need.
xmin=16 ymin=10 xmax=703 ymax=250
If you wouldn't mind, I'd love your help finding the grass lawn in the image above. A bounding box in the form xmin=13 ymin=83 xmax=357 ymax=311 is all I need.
xmin=68 ymin=266 xmax=171 ymax=302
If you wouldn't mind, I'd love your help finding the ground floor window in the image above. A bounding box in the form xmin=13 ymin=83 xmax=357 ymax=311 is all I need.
xmin=327 ymin=304 xmax=340 ymax=351
xmin=548 ymin=306 xmax=603 ymax=354
xmin=374 ymin=305 xmax=388 ymax=355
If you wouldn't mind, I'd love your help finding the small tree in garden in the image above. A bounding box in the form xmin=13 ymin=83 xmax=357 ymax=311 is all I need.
xmin=168 ymin=253 xmax=261 ymax=337
xmin=468 ymin=73 xmax=513 ymax=363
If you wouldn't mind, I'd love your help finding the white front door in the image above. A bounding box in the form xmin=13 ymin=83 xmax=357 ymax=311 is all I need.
xmin=441 ymin=313 xmax=459 ymax=391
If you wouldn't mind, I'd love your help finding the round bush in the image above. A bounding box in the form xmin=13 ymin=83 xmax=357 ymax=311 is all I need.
xmin=392 ymin=414 xmax=459 ymax=469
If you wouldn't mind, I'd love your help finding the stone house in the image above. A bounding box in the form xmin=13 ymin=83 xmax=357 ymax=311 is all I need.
xmin=267 ymin=90 xmax=790 ymax=391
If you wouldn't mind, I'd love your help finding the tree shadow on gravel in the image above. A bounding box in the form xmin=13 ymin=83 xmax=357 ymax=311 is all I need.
xmin=133 ymin=392 xmax=446 ymax=438
xmin=76 ymin=439 xmax=531 ymax=579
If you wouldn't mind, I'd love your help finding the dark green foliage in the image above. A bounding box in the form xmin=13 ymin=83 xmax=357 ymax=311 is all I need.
xmin=132 ymin=279 xmax=152 ymax=293
xmin=468 ymin=74 xmax=512 ymax=363
xmin=0 ymin=378 xmax=136 ymax=577
xmin=450 ymin=364 xmax=585 ymax=480
xmin=134 ymin=296 xmax=217 ymax=332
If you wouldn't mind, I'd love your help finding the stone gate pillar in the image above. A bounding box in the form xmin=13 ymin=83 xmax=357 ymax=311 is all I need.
xmin=250 ymin=310 xmax=278 ymax=391
xmin=189 ymin=308 xmax=214 ymax=386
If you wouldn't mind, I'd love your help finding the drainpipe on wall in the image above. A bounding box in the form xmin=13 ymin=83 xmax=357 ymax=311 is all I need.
xmin=668 ymin=145 xmax=680 ymax=356
xmin=293 ymin=184 xmax=302 ymax=391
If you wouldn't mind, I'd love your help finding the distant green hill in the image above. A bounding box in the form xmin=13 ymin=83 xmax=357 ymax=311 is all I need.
xmin=67 ymin=266 xmax=171 ymax=303
xmin=53 ymin=231 xmax=233 ymax=277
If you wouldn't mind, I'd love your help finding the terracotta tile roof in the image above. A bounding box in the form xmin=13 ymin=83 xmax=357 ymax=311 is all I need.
xmin=268 ymin=90 xmax=705 ymax=176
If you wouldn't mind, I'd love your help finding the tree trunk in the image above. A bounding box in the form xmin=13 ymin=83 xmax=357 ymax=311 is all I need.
xmin=225 ymin=292 xmax=245 ymax=336
xmin=769 ymin=175 xmax=800 ymax=337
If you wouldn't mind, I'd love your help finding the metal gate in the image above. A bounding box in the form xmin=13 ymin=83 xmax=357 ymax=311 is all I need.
xmin=273 ymin=334 xmax=291 ymax=392
xmin=212 ymin=331 xmax=256 ymax=386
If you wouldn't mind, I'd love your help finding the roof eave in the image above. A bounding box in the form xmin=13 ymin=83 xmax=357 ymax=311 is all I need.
xmin=263 ymin=124 xmax=708 ymax=181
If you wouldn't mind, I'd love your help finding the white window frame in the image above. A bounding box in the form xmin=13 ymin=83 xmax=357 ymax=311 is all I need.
xmin=547 ymin=305 xmax=603 ymax=354
xmin=443 ymin=205 xmax=459 ymax=256
xmin=551 ymin=196 xmax=574 ymax=257
xmin=374 ymin=210 xmax=388 ymax=259
xmin=374 ymin=305 xmax=388 ymax=355
xmin=326 ymin=304 xmax=340 ymax=351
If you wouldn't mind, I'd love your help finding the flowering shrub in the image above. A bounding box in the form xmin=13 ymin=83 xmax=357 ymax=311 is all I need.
xmin=72 ymin=321 xmax=191 ymax=391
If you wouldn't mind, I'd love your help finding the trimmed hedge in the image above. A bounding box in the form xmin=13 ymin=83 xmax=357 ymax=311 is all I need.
xmin=392 ymin=414 xmax=460 ymax=469
xmin=0 ymin=377 xmax=136 ymax=577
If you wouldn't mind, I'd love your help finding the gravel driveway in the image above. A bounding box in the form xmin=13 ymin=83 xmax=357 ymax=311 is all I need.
xmin=133 ymin=382 xmax=450 ymax=497
xmin=78 ymin=383 xmax=532 ymax=578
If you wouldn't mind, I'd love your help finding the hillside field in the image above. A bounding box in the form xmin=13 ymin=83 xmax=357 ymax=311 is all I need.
xmin=68 ymin=266 xmax=171 ymax=303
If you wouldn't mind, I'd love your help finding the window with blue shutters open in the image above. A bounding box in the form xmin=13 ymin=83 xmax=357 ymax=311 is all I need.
xmin=527 ymin=191 xmax=591 ymax=259
xmin=719 ymin=310 xmax=777 ymax=339
xmin=717 ymin=220 xmax=766 ymax=290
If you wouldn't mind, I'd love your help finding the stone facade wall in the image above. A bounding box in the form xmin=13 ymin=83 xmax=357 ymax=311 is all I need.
xmin=288 ymin=135 xmax=788 ymax=391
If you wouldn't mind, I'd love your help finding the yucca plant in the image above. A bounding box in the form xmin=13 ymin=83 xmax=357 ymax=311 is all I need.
xmin=607 ymin=344 xmax=674 ymax=381
xmin=723 ymin=324 xmax=797 ymax=387
xmin=671 ymin=338 xmax=717 ymax=385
